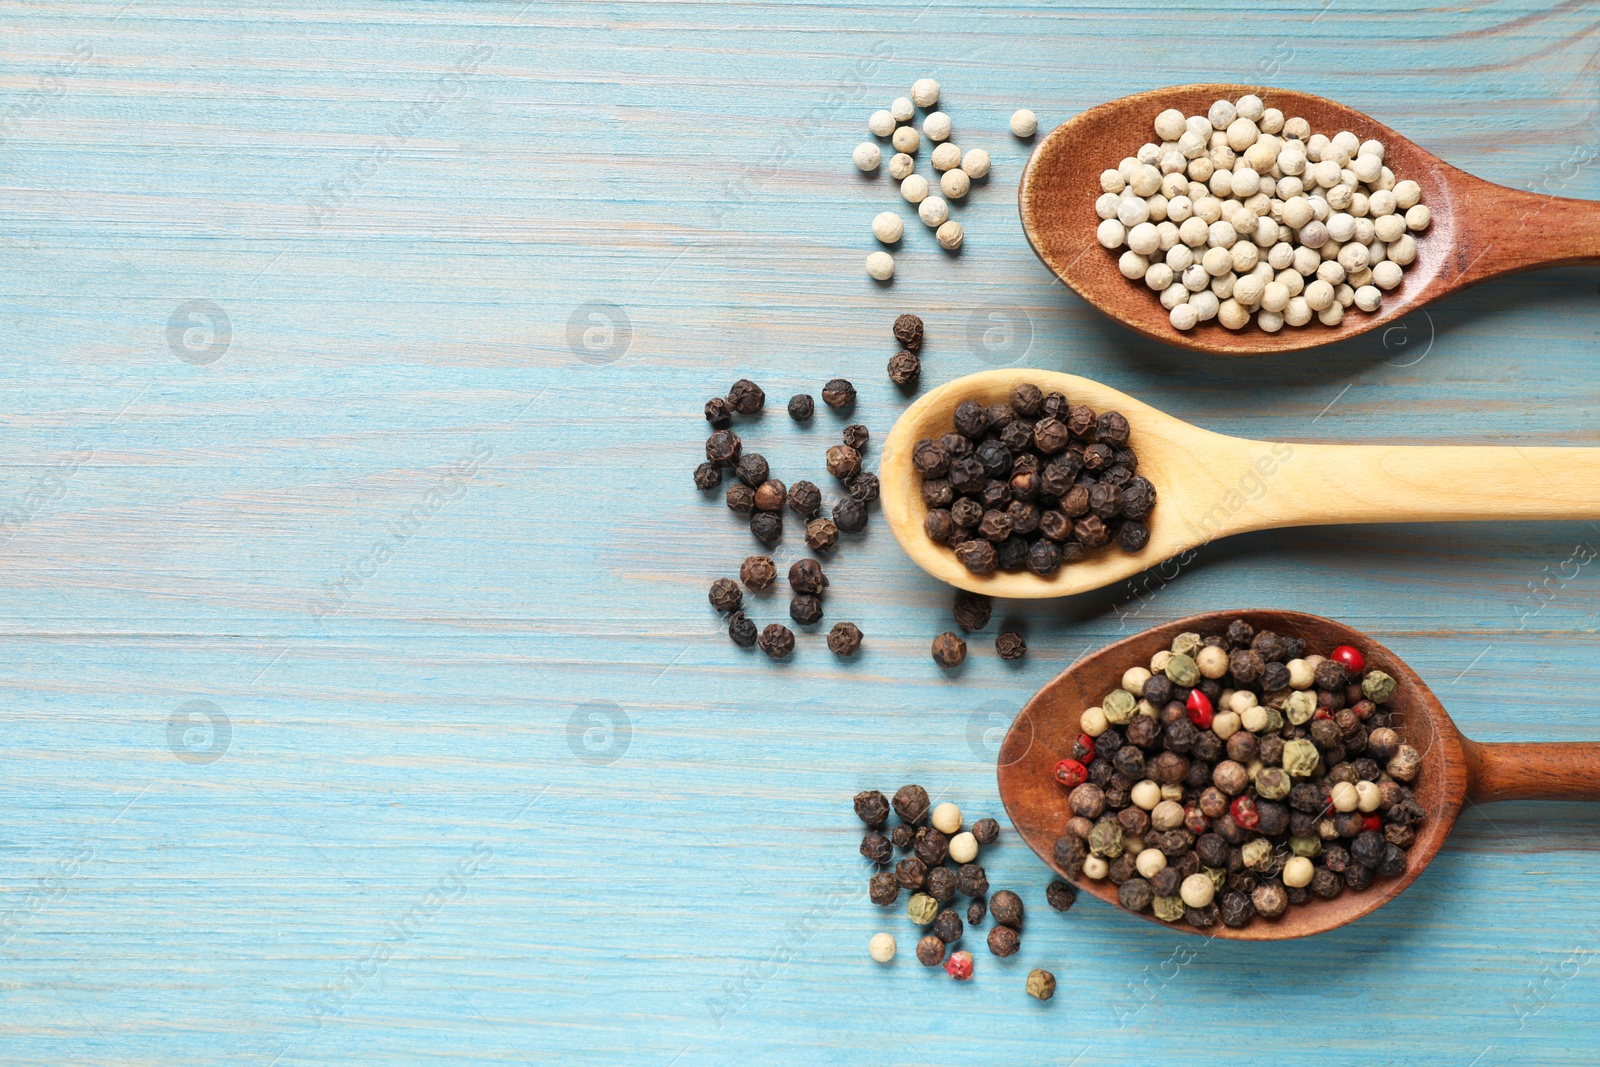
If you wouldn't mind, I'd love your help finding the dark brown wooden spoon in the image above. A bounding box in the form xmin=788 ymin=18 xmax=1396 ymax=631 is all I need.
xmin=1019 ymin=84 xmax=1600 ymax=355
xmin=997 ymin=610 xmax=1600 ymax=939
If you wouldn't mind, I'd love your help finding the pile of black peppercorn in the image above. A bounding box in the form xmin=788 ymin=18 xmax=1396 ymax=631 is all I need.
xmin=1051 ymin=618 xmax=1422 ymax=930
xmin=698 ymin=378 xmax=876 ymax=658
xmin=914 ymin=382 xmax=1156 ymax=576
xmin=856 ymin=785 xmax=1022 ymax=969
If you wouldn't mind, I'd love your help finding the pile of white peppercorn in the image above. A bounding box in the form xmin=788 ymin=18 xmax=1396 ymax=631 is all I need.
xmin=1093 ymin=94 xmax=1430 ymax=332
xmin=856 ymin=79 xmax=1002 ymax=281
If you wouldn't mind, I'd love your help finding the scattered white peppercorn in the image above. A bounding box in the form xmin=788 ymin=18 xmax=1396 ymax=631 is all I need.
xmin=936 ymin=219 xmax=964 ymax=250
xmin=940 ymin=168 xmax=970 ymax=199
xmin=918 ymin=195 xmax=949 ymax=227
xmin=890 ymin=97 xmax=914 ymax=123
xmin=888 ymin=153 xmax=915 ymax=181
xmin=868 ymin=109 xmax=895 ymax=137
xmin=962 ymin=148 xmax=990 ymax=179
xmin=949 ymin=831 xmax=978 ymax=864
xmin=866 ymin=251 xmax=895 ymax=280
xmin=930 ymin=142 xmax=962 ymax=171
xmin=853 ymin=142 xmax=881 ymax=172
xmin=911 ymin=78 xmax=940 ymax=108
xmin=931 ymin=802 xmax=962 ymax=834
xmin=891 ymin=125 xmax=921 ymax=155
xmin=923 ymin=111 xmax=952 ymax=142
xmin=1010 ymin=109 xmax=1038 ymax=137
xmin=869 ymin=932 xmax=896 ymax=962
xmin=901 ymin=174 xmax=929 ymax=204
xmin=1094 ymin=94 xmax=1427 ymax=333
xmin=872 ymin=211 xmax=905 ymax=244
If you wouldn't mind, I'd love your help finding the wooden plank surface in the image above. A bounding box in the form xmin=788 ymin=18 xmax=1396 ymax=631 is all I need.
xmin=2 ymin=0 xmax=1599 ymax=1062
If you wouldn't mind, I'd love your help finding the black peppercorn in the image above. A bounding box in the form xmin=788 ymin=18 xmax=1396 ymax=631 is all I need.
xmin=727 ymin=610 xmax=757 ymax=647
xmin=843 ymin=424 xmax=869 ymax=452
xmin=987 ymin=925 xmax=1020 ymax=957
xmin=738 ymin=556 xmax=774 ymax=591
xmin=913 ymin=439 xmax=949 ymax=478
xmin=916 ymin=934 xmax=945 ymax=966
xmin=860 ymin=831 xmax=892 ymax=864
xmin=1310 ymin=868 xmax=1343 ymax=899
xmin=804 ymin=518 xmax=838 ymax=553
xmin=789 ymin=595 xmax=823 ymax=625
xmin=787 ymin=393 xmax=814 ymax=420
xmin=895 ymin=856 xmax=926 ymax=889
xmin=926 ymin=864 xmax=957 ymax=902
xmin=726 ymin=379 xmax=765 ymax=415
xmin=1025 ymin=538 xmax=1060 ymax=576
xmin=947 ymin=455 xmax=985 ymax=495
xmin=893 ymin=784 xmax=930 ymax=824
xmin=1046 ymin=880 xmax=1077 ymax=912
xmin=757 ymin=623 xmax=794 ymax=657
xmin=821 ymin=378 xmax=856 ymax=410
xmin=1119 ymin=878 xmax=1155 ymax=912
xmin=826 ymin=444 xmax=861 ymax=481
xmin=1096 ymin=410 xmax=1131 ymax=446
xmin=998 ymin=420 xmax=1034 ymax=454
xmin=749 ymin=511 xmax=782 ymax=546
xmin=726 ymin=482 xmax=755 ymax=514
xmin=827 ymin=622 xmax=862 ymax=656
xmin=752 ymin=478 xmax=785 ymax=513
xmin=950 ymin=497 xmax=983 ymax=529
xmin=848 ymin=471 xmax=880 ymax=503
xmin=733 ymin=454 xmax=767 ymax=490
xmin=921 ymin=480 xmax=954 ymax=511
xmin=1033 ymin=417 xmax=1071 ymax=454
xmin=1376 ymin=843 xmax=1408 ymax=877
xmin=932 ymin=907 xmax=963 ymax=945
xmin=978 ymin=509 xmax=1013 ymax=542
xmin=892 ymin=313 xmax=924 ymax=351
xmin=954 ymin=540 xmax=997 ymax=575
xmin=957 ymin=863 xmax=989 ymax=898
xmin=708 ymin=578 xmax=742 ymax=613
xmin=706 ymin=429 xmax=742 ymax=467
xmin=971 ymin=818 xmax=999 ymax=846
xmin=887 ymin=349 xmax=921 ymax=387
xmin=1082 ymin=442 xmax=1115 ymax=471
xmin=786 ymin=558 xmax=827 ymax=595
xmin=995 ymin=631 xmax=1027 ymax=660
xmin=932 ymin=631 xmax=967 ymax=668
xmin=854 ymin=789 xmax=890 ymax=828
xmin=989 ymin=889 xmax=1023 ymax=927
xmin=1074 ymin=514 xmax=1110 ymax=548
xmin=967 ymin=897 xmax=986 ymax=925
xmin=787 ymin=480 xmax=821 ymax=518
xmin=924 ymin=509 xmax=956 ymax=543
xmin=833 ymin=497 xmax=867 ymax=533
xmin=1115 ymin=520 xmax=1150 ymax=553
xmin=869 ymin=871 xmax=900 ymax=906
xmin=693 ymin=462 xmax=721 ymax=490
xmin=705 ymin=396 xmax=733 ymax=426
xmin=1219 ymin=890 xmax=1256 ymax=927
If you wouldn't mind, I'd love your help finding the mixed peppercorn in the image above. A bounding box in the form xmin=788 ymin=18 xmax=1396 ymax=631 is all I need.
xmin=914 ymin=382 xmax=1155 ymax=575
xmin=857 ymin=786 xmax=1049 ymax=996
xmin=1049 ymin=619 xmax=1420 ymax=929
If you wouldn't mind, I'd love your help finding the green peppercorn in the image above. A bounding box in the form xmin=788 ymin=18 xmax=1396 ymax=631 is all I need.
xmin=1255 ymin=766 xmax=1291 ymax=800
xmin=907 ymin=892 xmax=939 ymax=925
xmin=1088 ymin=818 xmax=1125 ymax=858
xmin=1152 ymin=895 xmax=1186 ymax=922
xmin=1283 ymin=690 xmax=1317 ymax=724
xmin=1362 ymin=670 xmax=1397 ymax=703
xmin=1026 ymin=969 xmax=1056 ymax=1001
xmin=1170 ymin=632 xmax=1202 ymax=658
xmin=1102 ymin=689 xmax=1137 ymax=724
xmin=1281 ymin=738 xmax=1321 ymax=777
xmin=1164 ymin=652 xmax=1200 ymax=687
xmin=1289 ymin=834 xmax=1323 ymax=858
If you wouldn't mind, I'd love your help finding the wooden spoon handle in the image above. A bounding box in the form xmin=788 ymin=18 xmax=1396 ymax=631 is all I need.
xmin=1459 ymin=186 xmax=1600 ymax=285
xmin=1462 ymin=738 xmax=1600 ymax=803
xmin=1230 ymin=443 xmax=1600 ymax=530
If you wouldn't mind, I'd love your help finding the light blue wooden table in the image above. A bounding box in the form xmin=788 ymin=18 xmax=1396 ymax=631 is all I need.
xmin=3 ymin=1 xmax=1599 ymax=1063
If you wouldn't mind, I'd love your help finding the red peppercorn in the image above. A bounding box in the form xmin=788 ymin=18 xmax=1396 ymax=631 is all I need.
xmin=1073 ymin=733 xmax=1097 ymax=764
xmin=1314 ymin=708 xmax=1334 ymax=721
xmin=1230 ymin=795 xmax=1260 ymax=830
xmin=945 ymin=950 xmax=974 ymax=980
xmin=1363 ymin=813 xmax=1382 ymax=833
xmin=1186 ymin=689 xmax=1213 ymax=729
xmin=1054 ymin=758 xmax=1088 ymax=789
xmin=1330 ymin=645 xmax=1365 ymax=674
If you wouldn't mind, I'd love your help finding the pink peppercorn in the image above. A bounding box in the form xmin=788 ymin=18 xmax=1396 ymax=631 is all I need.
xmin=945 ymin=950 xmax=973 ymax=980
xmin=1330 ymin=644 xmax=1366 ymax=674
xmin=1054 ymin=758 xmax=1088 ymax=789
xmin=1186 ymin=688 xmax=1214 ymax=729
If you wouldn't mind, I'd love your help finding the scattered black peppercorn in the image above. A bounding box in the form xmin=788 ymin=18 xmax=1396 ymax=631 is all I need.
xmin=953 ymin=591 xmax=992 ymax=632
xmin=869 ymin=871 xmax=900 ymax=906
xmin=932 ymin=631 xmax=967 ymax=668
xmin=735 ymin=453 xmax=769 ymax=488
xmin=1046 ymin=880 xmax=1077 ymax=912
xmin=705 ymin=429 xmax=741 ymax=467
xmin=848 ymin=471 xmax=880 ymax=503
xmin=826 ymin=444 xmax=861 ymax=481
xmin=967 ymin=897 xmax=986 ymax=925
xmin=753 ymin=478 xmax=786 ymax=512
xmin=827 ymin=621 xmax=863 ymax=656
xmin=790 ymin=595 xmax=823 ymax=625
xmin=986 ymin=924 xmax=1020 ymax=957
xmin=860 ymin=831 xmax=892 ymax=864
xmin=887 ymin=349 xmax=921 ymax=387
xmin=694 ymin=462 xmax=721 ymax=490
xmin=708 ymin=578 xmax=742 ymax=613
xmin=787 ymin=480 xmax=822 ymax=518
xmin=788 ymin=393 xmax=814 ymax=420
xmin=916 ymin=934 xmax=945 ymax=966
xmin=788 ymin=558 xmax=829 ymax=595
xmin=804 ymin=518 xmax=838 ymax=552
xmin=932 ymin=908 xmax=963 ymax=944
xmin=749 ymin=511 xmax=782 ymax=546
xmin=972 ymin=818 xmax=999 ymax=845
xmin=757 ymin=623 xmax=794 ymax=658
xmin=726 ymin=482 xmax=755 ymax=514
xmin=843 ymin=424 xmax=869 ymax=451
xmin=854 ymin=789 xmax=890 ymax=828
xmin=996 ymin=631 xmax=1027 ymax=660
xmin=833 ymin=497 xmax=868 ymax=533
xmin=740 ymin=555 xmax=776 ymax=590
xmin=705 ymin=396 xmax=733 ymax=426
xmin=727 ymin=379 xmax=765 ymax=415
xmin=893 ymin=313 xmax=924 ymax=351
xmin=989 ymin=889 xmax=1024 ymax=927
xmin=895 ymin=857 xmax=926 ymax=890
xmin=727 ymin=611 xmax=757 ymax=647
xmin=821 ymin=378 xmax=856 ymax=410
xmin=891 ymin=824 xmax=915 ymax=850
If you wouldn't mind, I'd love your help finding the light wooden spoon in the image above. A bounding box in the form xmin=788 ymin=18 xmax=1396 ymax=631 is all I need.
xmin=1019 ymin=83 xmax=1600 ymax=355
xmin=881 ymin=369 xmax=1600 ymax=598
xmin=997 ymin=610 xmax=1600 ymax=940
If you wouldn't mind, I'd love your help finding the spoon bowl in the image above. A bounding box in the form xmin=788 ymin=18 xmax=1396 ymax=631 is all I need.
xmin=1019 ymin=84 xmax=1600 ymax=355
xmin=881 ymin=369 xmax=1600 ymax=598
xmin=997 ymin=610 xmax=1600 ymax=939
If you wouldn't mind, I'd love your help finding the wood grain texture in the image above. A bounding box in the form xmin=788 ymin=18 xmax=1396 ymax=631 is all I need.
xmin=0 ymin=0 xmax=1599 ymax=1064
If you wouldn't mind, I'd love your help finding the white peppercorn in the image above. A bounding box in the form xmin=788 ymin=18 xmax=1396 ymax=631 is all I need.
xmin=868 ymin=109 xmax=896 ymax=137
xmin=1080 ymin=706 xmax=1109 ymax=736
xmin=900 ymin=174 xmax=929 ymax=204
xmin=891 ymin=125 xmax=921 ymax=155
xmin=918 ymin=195 xmax=949 ymax=227
xmin=888 ymin=152 xmax=915 ymax=181
xmin=949 ymin=831 xmax=978 ymax=864
xmin=1355 ymin=780 xmax=1383 ymax=813
xmin=1130 ymin=780 xmax=1161 ymax=810
xmin=890 ymin=97 xmax=914 ymax=123
xmin=911 ymin=78 xmax=939 ymax=108
xmin=1082 ymin=854 xmax=1109 ymax=880
xmin=1282 ymin=855 xmax=1314 ymax=888
xmin=936 ymin=219 xmax=964 ymax=250
xmin=872 ymin=211 xmax=904 ymax=244
xmin=922 ymin=111 xmax=951 ymax=142
xmin=962 ymin=148 xmax=990 ymax=179
xmin=930 ymin=142 xmax=961 ymax=171
xmin=931 ymin=802 xmax=962 ymax=834
xmin=1010 ymin=109 xmax=1038 ymax=137
xmin=869 ymin=932 xmax=896 ymax=962
xmin=940 ymin=168 xmax=970 ymax=199
xmin=853 ymin=142 xmax=881 ymax=172
xmin=1136 ymin=847 xmax=1167 ymax=878
xmin=1180 ymin=871 xmax=1216 ymax=908
xmin=866 ymin=251 xmax=895 ymax=281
